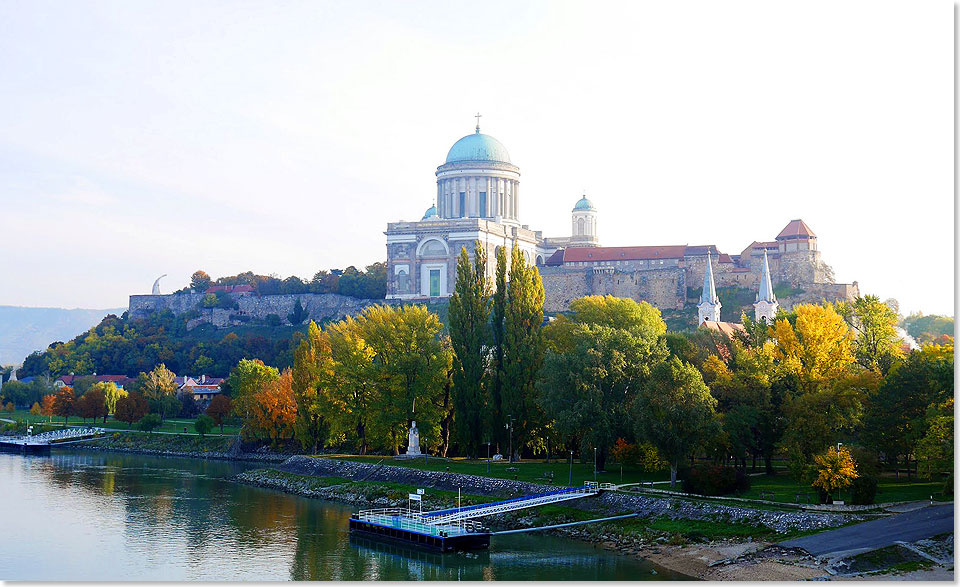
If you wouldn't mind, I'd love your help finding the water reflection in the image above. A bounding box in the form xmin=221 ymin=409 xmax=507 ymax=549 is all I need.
xmin=0 ymin=451 xmax=686 ymax=581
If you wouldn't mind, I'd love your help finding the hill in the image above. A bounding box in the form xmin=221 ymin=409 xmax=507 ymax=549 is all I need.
xmin=0 ymin=306 xmax=125 ymax=366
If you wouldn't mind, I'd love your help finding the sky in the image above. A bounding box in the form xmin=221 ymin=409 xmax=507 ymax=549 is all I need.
xmin=0 ymin=0 xmax=953 ymax=316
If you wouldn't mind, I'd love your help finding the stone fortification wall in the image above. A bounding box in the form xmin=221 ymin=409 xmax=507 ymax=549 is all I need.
xmin=129 ymin=293 xmax=395 ymax=328
xmin=541 ymin=266 xmax=685 ymax=313
xmin=779 ymin=282 xmax=860 ymax=310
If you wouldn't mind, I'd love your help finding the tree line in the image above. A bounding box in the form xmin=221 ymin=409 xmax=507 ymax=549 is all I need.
xmin=185 ymin=263 xmax=387 ymax=300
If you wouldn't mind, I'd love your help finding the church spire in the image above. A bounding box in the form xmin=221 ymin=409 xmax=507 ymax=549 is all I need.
xmin=754 ymin=249 xmax=779 ymax=323
xmin=698 ymin=250 xmax=721 ymax=324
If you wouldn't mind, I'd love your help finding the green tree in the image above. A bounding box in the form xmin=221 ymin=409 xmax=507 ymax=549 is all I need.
xmin=191 ymin=270 xmax=212 ymax=291
xmin=835 ymin=295 xmax=904 ymax=374
xmin=325 ymin=316 xmax=377 ymax=454
xmin=500 ymin=245 xmax=545 ymax=459
xmin=92 ymin=381 xmax=125 ymax=416
xmin=138 ymin=413 xmax=162 ymax=433
xmin=634 ymin=357 xmax=720 ymax=488
xmin=142 ymin=364 xmax=178 ymax=421
xmin=448 ymin=242 xmax=492 ymax=457
xmin=540 ymin=323 xmax=667 ymax=471
xmin=287 ymin=298 xmax=309 ymax=325
xmin=360 ymin=305 xmax=451 ymax=455
xmin=916 ymin=400 xmax=953 ymax=490
xmin=195 ymin=414 xmax=215 ymax=437
xmin=489 ymin=244 xmax=508 ymax=450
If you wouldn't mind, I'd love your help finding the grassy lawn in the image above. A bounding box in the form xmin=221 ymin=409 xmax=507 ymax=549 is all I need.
xmin=738 ymin=473 xmax=949 ymax=504
xmin=325 ymin=453 xmax=673 ymax=487
xmin=1 ymin=409 xmax=241 ymax=436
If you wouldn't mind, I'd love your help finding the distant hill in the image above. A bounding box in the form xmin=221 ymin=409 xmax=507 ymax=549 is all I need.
xmin=0 ymin=305 xmax=125 ymax=366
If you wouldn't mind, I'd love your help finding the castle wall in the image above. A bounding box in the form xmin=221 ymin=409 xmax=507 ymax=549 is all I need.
xmin=541 ymin=266 xmax=686 ymax=313
xmin=129 ymin=293 xmax=395 ymax=328
xmin=779 ymin=282 xmax=860 ymax=310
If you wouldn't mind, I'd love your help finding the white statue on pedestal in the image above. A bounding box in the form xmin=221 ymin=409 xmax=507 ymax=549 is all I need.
xmin=406 ymin=420 xmax=421 ymax=456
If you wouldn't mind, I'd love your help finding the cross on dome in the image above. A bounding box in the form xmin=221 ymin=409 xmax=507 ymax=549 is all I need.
xmin=475 ymin=112 xmax=482 ymax=133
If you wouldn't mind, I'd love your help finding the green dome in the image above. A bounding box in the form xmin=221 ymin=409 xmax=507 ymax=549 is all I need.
xmin=573 ymin=195 xmax=595 ymax=211
xmin=422 ymin=204 xmax=438 ymax=220
xmin=445 ymin=130 xmax=512 ymax=164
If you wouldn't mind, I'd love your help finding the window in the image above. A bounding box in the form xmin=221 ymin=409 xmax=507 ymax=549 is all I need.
xmin=459 ymin=192 xmax=466 ymax=218
xmin=420 ymin=240 xmax=446 ymax=257
xmin=479 ymin=192 xmax=487 ymax=217
xmin=397 ymin=270 xmax=408 ymax=292
xmin=429 ymin=269 xmax=441 ymax=297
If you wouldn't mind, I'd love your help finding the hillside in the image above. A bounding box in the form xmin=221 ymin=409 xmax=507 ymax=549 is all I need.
xmin=0 ymin=305 xmax=125 ymax=366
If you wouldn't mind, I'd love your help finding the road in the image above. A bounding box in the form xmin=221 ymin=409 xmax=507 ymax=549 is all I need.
xmin=779 ymin=503 xmax=954 ymax=558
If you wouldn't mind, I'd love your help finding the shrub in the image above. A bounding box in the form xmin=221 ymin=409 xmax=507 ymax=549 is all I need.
xmin=681 ymin=464 xmax=748 ymax=496
xmin=264 ymin=314 xmax=283 ymax=327
xmin=195 ymin=414 xmax=215 ymax=437
xmin=138 ymin=413 xmax=162 ymax=433
xmin=4 ymin=402 xmax=14 ymax=412
xmin=850 ymin=476 xmax=878 ymax=505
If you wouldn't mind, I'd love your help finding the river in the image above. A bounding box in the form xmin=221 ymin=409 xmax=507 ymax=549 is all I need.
xmin=0 ymin=450 xmax=686 ymax=581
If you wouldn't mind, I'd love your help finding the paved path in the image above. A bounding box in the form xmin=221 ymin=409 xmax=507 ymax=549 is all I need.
xmin=779 ymin=503 xmax=954 ymax=558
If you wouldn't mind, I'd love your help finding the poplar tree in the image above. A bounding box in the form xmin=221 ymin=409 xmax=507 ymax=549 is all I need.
xmin=501 ymin=244 xmax=545 ymax=460
xmin=291 ymin=321 xmax=333 ymax=453
xmin=489 ymin=245 xmax=508 ymax=449
xmin=448 ymin=242 xmax=491 ymax=457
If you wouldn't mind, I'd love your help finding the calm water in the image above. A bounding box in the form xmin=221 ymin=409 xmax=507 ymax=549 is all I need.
xmin=0 ymin=450 xmax=685 ymax=581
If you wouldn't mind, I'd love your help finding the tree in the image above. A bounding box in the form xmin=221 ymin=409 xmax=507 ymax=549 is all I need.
xmin=540 ymin=323 xmax=666 ymax=472
xmin=195 ymin=414 xmax=215 ymax=437
xmin=76 ymin=388 xmax=108 ymax=423
xmin=836 ymin=295 xmax=904 ymax=374
xmin=138 ymin=413 xmax=162 ymax=433
xmin=811 ymin=446 xmax=858 ymax=500
xmin=291 ymin=321 xmax=333 ymax=453
xmin=115 ymin=391 xmax=150 ymax=427
xmin=287 ymin=298 xmax=309 ymax=325
xmin=568 ymin=295 xmax=667 ymax=340
xmin=52 ymin=387 xmax=75 ymax=425
xmin=40 ymin=394 xmax=56 ymax=422
xmin=246 ymin=369 xmax=298 ymax=444
xmin=634 ymin=357 xmax=720 ymax=488
xmin=448 ymin=242 xmax=492 ymax=457
xmin=359 ymin=305 xmax=451 ymax=455
xmin=489 ymin=244 xmax=508 ymax=450
xmin=916 ymin=400 xmax=953 ymax=489
xmin=30 ymin=402 xmax=41 ymax=416
xmin=143 ymin=364 xmax=178 ymax=421
xmin=324 ymin=316 xmax=377 ymax=454
xmin=93 ymin=382 xmax=125 ymax=416
xmin=500 ymin=244 xmax=545 ymax=459
xmin=226 ymin=359 xmax=280 ymax=431
xmin=191 ymin=270 xmax=212 ymax=292
xmin=206 ymin=395 xmax=232 ymax=434
xmin=769 ymin=304 xmax=854 ymax=394
xmin=177 ymin=390 xmax=199 ymax=418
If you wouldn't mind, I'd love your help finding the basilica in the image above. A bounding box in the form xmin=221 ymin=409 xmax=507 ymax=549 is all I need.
xmin=385 ymin=121 xmax=858 ymax=318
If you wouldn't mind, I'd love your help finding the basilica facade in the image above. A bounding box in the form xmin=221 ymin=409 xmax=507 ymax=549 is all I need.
xmin=385 ymin=122 xmax=857 ymax=314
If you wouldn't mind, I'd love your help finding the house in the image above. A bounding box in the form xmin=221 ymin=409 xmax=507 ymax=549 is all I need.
xmin=177 ymin=375 xmax=225 ymax=402
xmin=54 ymin=374 xmax=134 ymax=389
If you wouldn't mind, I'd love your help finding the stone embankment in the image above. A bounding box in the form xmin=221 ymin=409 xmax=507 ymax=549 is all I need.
xmin=260 ymin=456 xmax=864 ymax=534
xmin=76 ymin=432 xmax=290 ymax=463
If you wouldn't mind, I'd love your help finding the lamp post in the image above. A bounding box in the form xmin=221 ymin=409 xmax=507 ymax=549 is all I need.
xmin=506 ymin=414 xmax=514 ymax=464
xmin=569 ymin=450 xmax=574 ymax=486
xmin=486 ymin=441 xmax=491 ymax=475
xmin=546 ymin=436 xmax=550 ymax=464
xmin=594 ymin=447 xmax=598 ymax=483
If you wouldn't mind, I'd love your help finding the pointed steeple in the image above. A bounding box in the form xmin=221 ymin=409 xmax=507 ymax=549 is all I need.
xmin=700 ymin=251 xmax=719 ymax=305
xmin=754 ymin=249 xmax=779 ymax=323
xmin=698 ymin=251 xmax=721 ymax=324
xmin=756 ymin=250 xmax=776 ymax=303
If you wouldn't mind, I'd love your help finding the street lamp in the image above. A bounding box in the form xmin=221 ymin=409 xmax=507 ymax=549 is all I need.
xmin=569 ymin=449 xmax=574 ymax=486
xmin=506 ymin=415 xmax=514 ymax=464
xmin=546 ymin=436 xmax=550 ymax=464
xmin=486 ymin=441 xmax=491 ymax=475
xmin=594 ymin=447 xmax=598 ymax=483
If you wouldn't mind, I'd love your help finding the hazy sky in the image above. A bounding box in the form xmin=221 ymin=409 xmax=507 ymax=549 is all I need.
xmin=1 ymin=1 xmax=953 ymax=316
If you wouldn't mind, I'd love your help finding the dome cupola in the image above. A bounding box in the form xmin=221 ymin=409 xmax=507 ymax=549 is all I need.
xmin=445 ymin=129 xmax=512 ymax=164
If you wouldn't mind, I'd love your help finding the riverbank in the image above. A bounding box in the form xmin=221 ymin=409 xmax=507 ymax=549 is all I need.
xmin=74 ymin=431 xmax=290 ymax=463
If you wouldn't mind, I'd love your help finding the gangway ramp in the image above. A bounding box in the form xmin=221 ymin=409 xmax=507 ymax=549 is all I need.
xmin=421 ymin=483 xmax=600 ymax=526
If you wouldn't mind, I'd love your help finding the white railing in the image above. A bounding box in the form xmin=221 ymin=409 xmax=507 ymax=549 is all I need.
xmin=14 ymin=427 xmax=105 ymax=444
xmin=355 ymin=507 xmax=486 ymax=536
xmin=419 ymin=483 xmax=600 ymax=526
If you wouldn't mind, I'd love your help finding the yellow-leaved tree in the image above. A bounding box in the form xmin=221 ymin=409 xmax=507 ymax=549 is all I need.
xmin=812 ymin=446 xmax=859 ymax=501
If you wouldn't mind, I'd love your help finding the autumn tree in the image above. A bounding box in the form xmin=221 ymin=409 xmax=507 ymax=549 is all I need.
xmin=226 ymin=359 xmax=280 ymax=432
xmin=92 ymin=381 xmax=125 ymax=416
xmin=76 ymin=388 xmax=108 ymax=423
xmin=205 ymin=395 xmax=232 ymax=434
xmin=634 ymin=357 xmax=720 ymax=488
xmin=246 ymin=369 xmax=297 ymax=444
xmin=448 ymin=242 xmax=492 ymax=457
xmin=500 ymin=244 xmax=545 ymax=459
xmin=30 ymin=402 xmax=41 ymax=416
xmin=812 ymin=446 xmax=859 ymax=501
xmin=52 ymin=386 xmax=75 ymax=425
xmin=115 ymin=391 xmax=150 ymax=427
xmin=568 ymin=295 xmax=667 ymax=340
xmin=769 ymin=304 xmax=855 ymax=394
xmin=40 ymin=394 xmax=56 ymax=422
xmin=324 ymin=316 xmax=377 ymax=454
xmin=291 ymin=321 xmax=333 ymax=452
xmin=143 ymin=364 xmax=178 ymax=421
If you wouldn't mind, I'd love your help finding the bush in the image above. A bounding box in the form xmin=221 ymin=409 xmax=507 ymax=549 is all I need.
xmin=681 ymin=464 xmax=749 ymax=496
xmin=264 ymin=314 xmax=283 ymax=327
xmin=850 ymin=476 xmax=878 ymax=505
xmin=195 ymin=414 xmax=215 ymax=437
